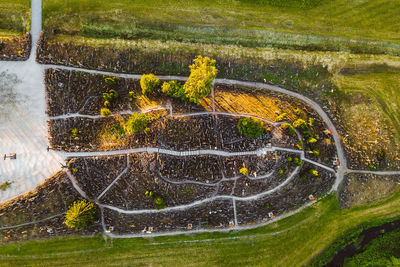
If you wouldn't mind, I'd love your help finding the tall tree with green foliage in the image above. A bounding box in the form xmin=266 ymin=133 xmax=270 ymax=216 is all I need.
xmin=64 ymin=199 xmax=96 ymax=230
xmin=183 ymin=56 xmax=218 ymax=103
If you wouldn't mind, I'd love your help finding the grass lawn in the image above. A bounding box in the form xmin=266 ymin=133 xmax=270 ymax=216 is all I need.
xmin=333 ymin=65 xmax=400 ymax=169
xmin=2 ymin=192 xmax=400 ymax=266
xmin=343 ymin=228 xmax=400 ymax=266
xmin=0 ymin=0 xmax=30 ymax=35
xmin=42 ymin=0 xmax=400 ymax=55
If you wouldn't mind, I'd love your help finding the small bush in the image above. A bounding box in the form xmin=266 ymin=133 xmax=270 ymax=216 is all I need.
xmin=278 ymin=169 xmax=284 ymax=175
xmin=69 ymin=128 xmax=78 ymax=138
xmin=104 ymin=77 xmax=117 ymax=85
xmin=64 ymin=200 xmax=96 ymax=230
xmin=238 ymin=118 xmax=264 ymax=138
xmin=308 ymin=137 xmax=318 ymax=144
xmin=161 ymin=80 xmax=186 ymax=100
xmin=309 ymin=169 xmax=319 ymax=176
xmin=293 ymin=157 xmax=303 ymax=167
xmin=100 ymin=108 xmax=112 ymax=117
xmin=281 ymin=123 xmax=296 ymax=137
xmin=128 ymin=91 xmax=135 ymax=102
xmin=140 ymin=74 xmax=160 ymax=95
xmin=154 ymin=196 xmax=166 ymax=210
xmin=276 ymin=113 xmax=287 ymax=121
xmin=103 ymin=89 xmax=118 ymax=102
xmin=125 ymin=113 xmax=149 ymax=135
xmin=296 ymin=140 xmax=303 ymax=150
xmin=293 ymin=119 xmax=307 ymax=128
xmin=0 ymin=181 xmax=12 ymax=191
xmin=240 ymin=167 xmax=248 ymax=175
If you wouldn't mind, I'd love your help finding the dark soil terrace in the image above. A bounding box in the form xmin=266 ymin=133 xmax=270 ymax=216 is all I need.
xmin=98 ymin=162 xmax=334 ymax=235
xmin=0 ymin=34 xmax=30 ymax=61
xmin=103 ymin=199 xmax=235 ymax=234
xmin=236 ymin=164 xmax=334 ymax=225
xmin=48 ymin=114 xmax=297 ymax=153
xmin=68 ymin=155 xmax=128 ymax=200
xmin=45 ymin=68 xmax=211 ymax=117
xmin=68 ymin=152 xmax=298 ymax=211
xmin=0 ymin=172 xmax=102 ymax=243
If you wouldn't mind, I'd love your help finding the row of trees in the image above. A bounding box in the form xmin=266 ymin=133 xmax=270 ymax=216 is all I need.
xmin=141 ymin=55 xmax=218 ymax=103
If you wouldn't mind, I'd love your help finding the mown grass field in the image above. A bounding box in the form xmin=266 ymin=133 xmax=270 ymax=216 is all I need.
xmin=2 ymin=192 xmax=400 ymax=266
xmin=43 ymin=0 xmax=400 ymax=55
xmin=0 ymin=0 xmax=30 ymax=35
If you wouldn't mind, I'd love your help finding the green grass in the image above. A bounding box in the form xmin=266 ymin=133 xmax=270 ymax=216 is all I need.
xmin=0 ymin=0 xmax=30 ymax=35
xmin=43 ymin=0 xmax=400 ymax=55
xmin=2 ymin=192 xmax=400 ymax=266
xmin=335 ymin=65 xmax=400 ymax=141
xmin=343 ymin=228 xmax=400 ymax=266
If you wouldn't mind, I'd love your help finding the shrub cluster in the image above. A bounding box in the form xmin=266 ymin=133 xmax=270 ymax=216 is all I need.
xmin=237 ymin=118 xmax=265 ymax=138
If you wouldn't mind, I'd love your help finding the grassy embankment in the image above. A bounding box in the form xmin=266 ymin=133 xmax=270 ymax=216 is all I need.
xmin=0 ymin=0 xmax=30 ymax=36
xmin=43 ymin=0 xmax=400 ymax=55
xmin=2 ymin=192 xmax=400 ymax=266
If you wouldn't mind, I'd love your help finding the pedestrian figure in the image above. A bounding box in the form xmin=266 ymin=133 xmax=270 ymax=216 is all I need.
xmin=47 ymin=146 xmax=50 ymax=152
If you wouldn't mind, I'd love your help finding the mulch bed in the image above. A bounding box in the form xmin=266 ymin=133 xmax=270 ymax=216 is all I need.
xmin=0 ymin=34 xmax=30 ymax=61
xmin=0 ymin=171 xmax=102 ymax=243
xmin=49 ymin=113 xmax=300 ymax=154
xmin=103 ymin=199 xmax=234 ymax=234
xmin=45 ymin=68 xmax=210 ymax=117
xmin=236 ymin=163 xmax=334 ymax=225
xmin=68 ymin=155 xmax=128 ymax=200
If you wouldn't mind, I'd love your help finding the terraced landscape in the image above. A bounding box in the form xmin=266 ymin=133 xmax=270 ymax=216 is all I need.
xmin=1 ymin=0 xmax=400 ymax=266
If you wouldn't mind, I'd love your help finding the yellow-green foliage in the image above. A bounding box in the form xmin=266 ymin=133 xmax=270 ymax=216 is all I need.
xmin=100 ymin=108 xmax=112 ymax=117
xmin=240 ymin=167 xmax=248 ymax=175
xmin=64 ymin=199 xmax=96 ymax=230
xmin=308 ymin=137 xmax=318 ymax=144
xmin=183 ymin=56 xmax=218 ymax=103
xmin=125 ymin=113 xmax=149 ymax=135
xmin=293 ymin=119 xmax=307 ymax=128
xmin=310 ymin=169 xmax=319 ymax=177
xmin=161 ymin=80 xmax=186 ymax=100
xmin=276 ymin=113 xmax=287 ymax=121
xmin=140 ymin=74 xmax=160 ymax=95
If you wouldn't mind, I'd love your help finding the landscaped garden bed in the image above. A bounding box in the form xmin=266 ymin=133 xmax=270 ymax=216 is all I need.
xmin=48 ymin=113 xmax=297 ymax=153
xmin=68 ymin=155 xmax=128 ymax=200
xmin=0 ymin=171 xmax=102 ymax=243
xmin=45 ymin=68 xmax=211 ymax=117
xmin=103 ymin=199 xmax=234 ymax=234
xmin=0 ymin=34 xmax=30 ymax=61
xmin=236 ymin=164 xmax=334 ymax=225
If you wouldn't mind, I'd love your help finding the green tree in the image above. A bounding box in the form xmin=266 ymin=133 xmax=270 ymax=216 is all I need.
xmin=125 ymin=113 xmax=149 ymax=135
xmin=140 ymin=74 xmax=160 ymax=96
xmin=183 ymin=56 xmax=218 ymax=103
xmin=238 ymin=118 xmax=265 ymax=138
xmin=64 ymin=199 xmax=96 ymax=230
